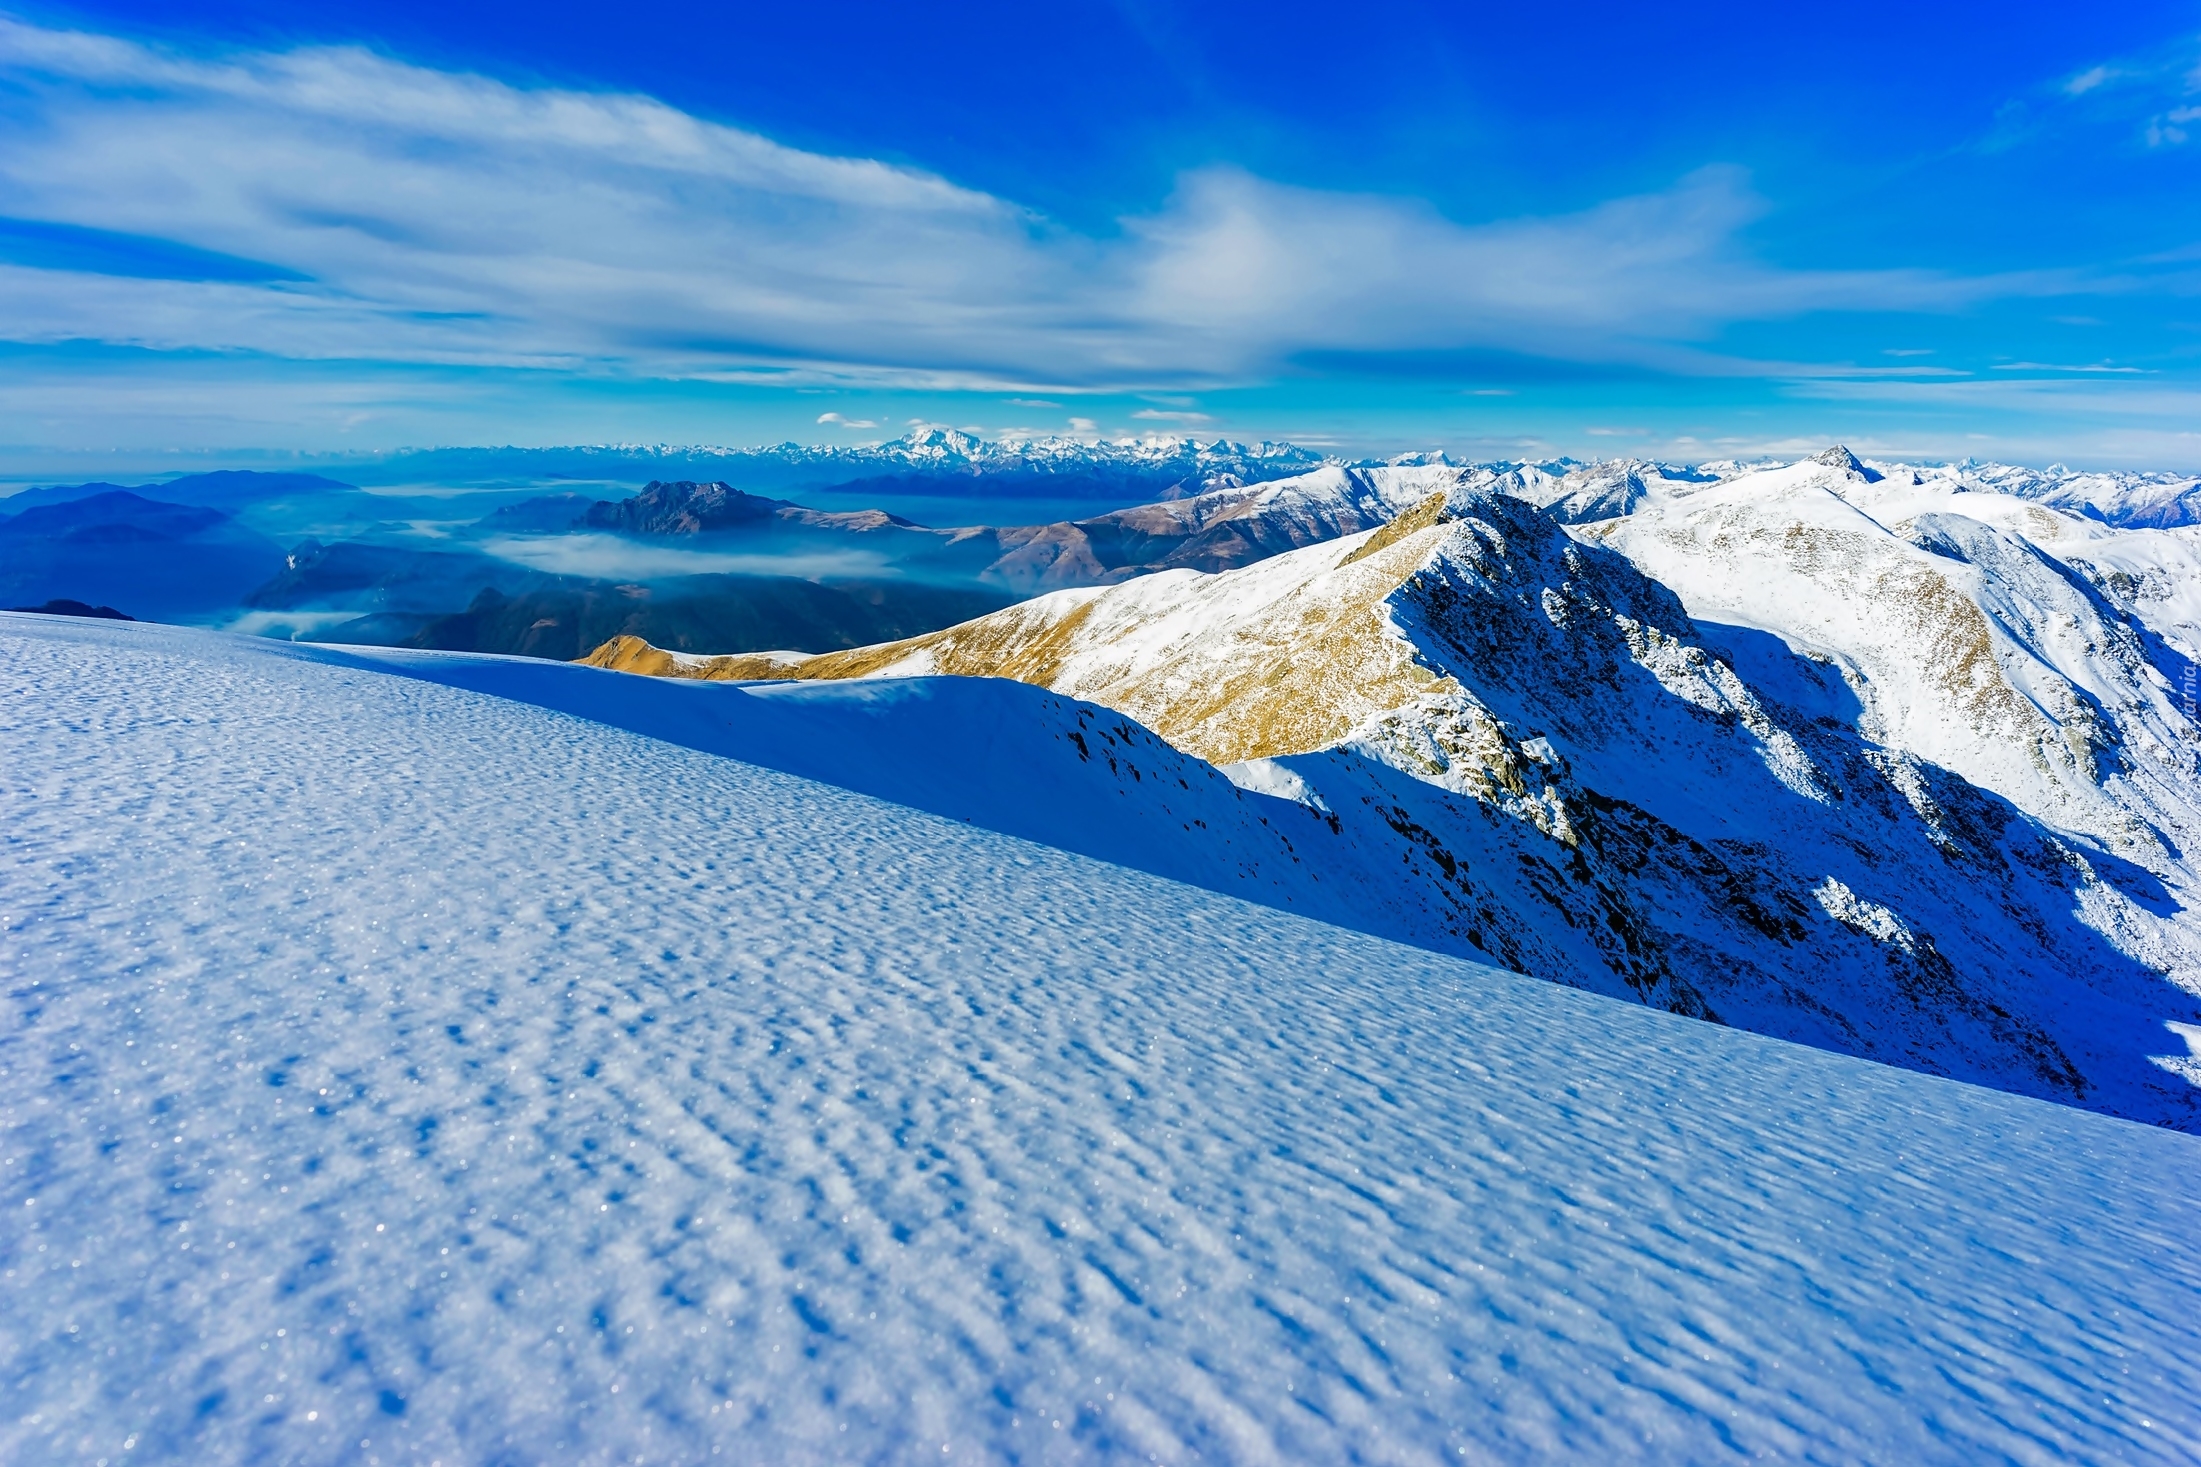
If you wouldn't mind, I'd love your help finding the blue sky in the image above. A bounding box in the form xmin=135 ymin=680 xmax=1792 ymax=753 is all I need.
xmin=3 ymin=1 xmax=2201 ymax=467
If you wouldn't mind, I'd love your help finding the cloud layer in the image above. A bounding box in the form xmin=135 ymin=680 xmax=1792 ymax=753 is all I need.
xmin=0 ymin=18 xmax=2070 ymax=389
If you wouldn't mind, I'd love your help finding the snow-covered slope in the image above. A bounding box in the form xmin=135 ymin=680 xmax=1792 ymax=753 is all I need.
xmin=1558 ymin=450 xmax=2201 ymax=530
xmin=5 ymin=613 xmax=2199 ymax=1463
xmin=319 ymin=640 xmax=1418 ymax=936
xmin=589 ymin=487 xmax=2201 ymax=1127
xmin=1588 ymin=455 xmax=2201 ymax=861
xmin=1482 ymin=457 xmax=1720 ymax=523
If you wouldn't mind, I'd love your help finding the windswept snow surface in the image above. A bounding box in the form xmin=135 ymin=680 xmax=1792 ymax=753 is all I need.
xmin=4 ymin=617 xmax=2200 ymax=1464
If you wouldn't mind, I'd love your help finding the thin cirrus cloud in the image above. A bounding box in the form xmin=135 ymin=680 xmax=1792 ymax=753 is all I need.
xmin=0 ymin=16 xmax=2076 ymax=391
xmin=2003 ymin=32 xmax=2201 ymax=152
xmin=1990 ymin=362 xmax=2150 ymax=373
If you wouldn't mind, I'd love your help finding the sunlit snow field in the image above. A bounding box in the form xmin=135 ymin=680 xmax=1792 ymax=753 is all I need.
xmin=2 ymin=613 xmax=2198 ymax=1465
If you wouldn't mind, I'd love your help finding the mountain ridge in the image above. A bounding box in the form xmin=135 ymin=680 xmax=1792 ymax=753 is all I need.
xmin=585 ymin=460 xmax=2201 ymax=1129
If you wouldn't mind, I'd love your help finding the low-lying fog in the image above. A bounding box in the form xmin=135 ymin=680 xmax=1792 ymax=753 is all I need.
xmin=481 ymin=533 xmax=903 ymax=582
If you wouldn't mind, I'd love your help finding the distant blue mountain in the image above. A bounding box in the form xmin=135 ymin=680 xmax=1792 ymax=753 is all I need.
xmin=472 ymin=491 xmax=599 ymax=533
xmin=0 ymin=490 xmax=285 ymax=620
xmin=3 ymin=491 xmax=231 ymax=539
xmin=0 ymin=470 xmax=359 ymax=515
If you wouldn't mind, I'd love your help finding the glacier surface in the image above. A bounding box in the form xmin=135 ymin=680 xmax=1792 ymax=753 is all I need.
xmin=3 ymin=613 xmax=2199 ymax=1464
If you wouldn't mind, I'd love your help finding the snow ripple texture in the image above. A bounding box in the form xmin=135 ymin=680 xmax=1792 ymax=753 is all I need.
xmin=2 ymin=616 xmax=2198 ymax=1466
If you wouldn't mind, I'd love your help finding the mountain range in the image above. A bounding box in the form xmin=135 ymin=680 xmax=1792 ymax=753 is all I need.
xmin=7 ymin=432 xmax=2201 ymax=678
xmin=294 ymin=429 xmax=1332 ymax=501
xmin=585 ymin=445 xmax=2201 ymax=1131
xmin=299 ymin=431 xmax=2201 ymax=530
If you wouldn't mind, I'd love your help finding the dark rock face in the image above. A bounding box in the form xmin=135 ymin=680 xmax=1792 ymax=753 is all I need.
xmin=577 ymin=480 xmax=928 ymax=539
xmin=583 ymin=481 xmax=790 ymax=535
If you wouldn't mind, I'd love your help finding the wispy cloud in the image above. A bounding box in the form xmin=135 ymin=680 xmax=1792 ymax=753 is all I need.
xmin=1130 ymin=408 xmax=1212 ymax=422
xmin=1117 ymin=165 xmax=2055 ymax=373
xmin=816 ymin=411 xmax=880 ymax=427
xmin=1989 ymin=361 xmax=2149 ymax=373
xmin=0 ymin=16 xmax=2109 ymax=390
xmin=2147 ymin=104 xmax=2201 ymax=147
xmin=2001 ymin=30 xmax=2201 ymax=151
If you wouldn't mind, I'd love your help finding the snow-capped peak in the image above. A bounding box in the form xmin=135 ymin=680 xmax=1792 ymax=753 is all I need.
xmin=1810 ymin=444 xmax=1884 ymax=482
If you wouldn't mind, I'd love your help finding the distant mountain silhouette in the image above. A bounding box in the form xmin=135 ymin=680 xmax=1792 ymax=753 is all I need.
xmin=6 ymin=597 xmax=134 ymax=620
xmin=2 ymin=469 xmax=359 ymax=515
xmin=0 ymin=491 xmax=285 ymax=620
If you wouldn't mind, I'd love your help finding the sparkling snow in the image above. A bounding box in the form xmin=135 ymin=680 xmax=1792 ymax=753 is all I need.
xmin=3 ymin=614 xmax=2199 ymax=1464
